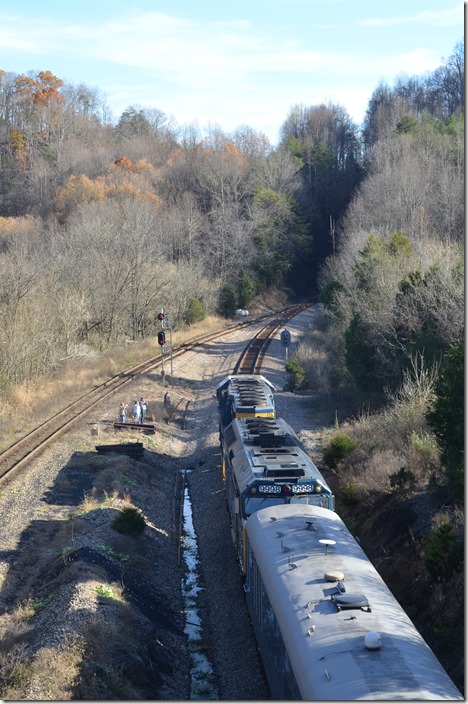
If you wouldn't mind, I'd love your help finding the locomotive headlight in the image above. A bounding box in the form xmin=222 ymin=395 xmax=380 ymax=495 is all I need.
xmin=315 ymin=485 xmax=322 ymax=492
xmin=251 ymin=487 xmax=257 ymax=493
xmin=283 ymin=485 xmax=291 ymax=493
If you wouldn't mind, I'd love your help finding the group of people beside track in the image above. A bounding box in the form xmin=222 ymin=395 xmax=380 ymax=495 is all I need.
xmin=119 ymin=392 xmax=172 ymax=425
xmin=119 ymin=397 xmax=148 ymax=424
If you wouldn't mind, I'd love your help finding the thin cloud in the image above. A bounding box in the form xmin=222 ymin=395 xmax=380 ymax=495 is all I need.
xmin=359 ymin=6 xmax=461 ymax=28
xmin=0 ymin=5 xmax=461 ymax=142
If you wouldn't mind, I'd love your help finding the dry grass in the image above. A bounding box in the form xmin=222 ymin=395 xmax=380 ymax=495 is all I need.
xmin=1 ymin=639 xmax=85 ymax=701
xmin=0 ymin=504 xmax=153 ymax=700
xmin=320 ymin=372 xmax=442 ymax=499
xmin=0 ymin=314 xmax=231 ymax=453
xmin=0 ymin=437 xmax=163 ymax=700
xmin=295 ymin=321 xmax=371 ymax=422
xmin=78 ymin=487 xmax=123 ymax=514
xmin=296 ymin=342 xmax=332 ymax=393
xmin=0 ymin=603 xmax=85 ymax=700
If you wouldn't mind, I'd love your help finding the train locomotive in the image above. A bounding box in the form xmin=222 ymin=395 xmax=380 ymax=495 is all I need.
xmin=221 ymin=415 xmax=334 ymax=572
xmin=216 ymin=373 xmax=275 ymax=443
xmin=244 ymin=503 xmax=463 ymax=701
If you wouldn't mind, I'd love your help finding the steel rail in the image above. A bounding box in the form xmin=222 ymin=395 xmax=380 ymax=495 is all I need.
xmin=233 ymin=302 xmax=311 ymax=374
xmin=0 ymin=303 xmax=312 ymax=484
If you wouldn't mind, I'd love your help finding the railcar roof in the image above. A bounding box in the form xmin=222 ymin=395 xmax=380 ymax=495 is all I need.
xmin=246 ymin=505 xmax=462 ymax=701
xmin=224 ymin=416 xmax=301 ymax=448
xmin=216 ymin=374 xmax=275 ymax=413
xmin=217 ymin=373 xmax=276 ymax=394
xmin=225 ymin=418 xmax=332 ymax=495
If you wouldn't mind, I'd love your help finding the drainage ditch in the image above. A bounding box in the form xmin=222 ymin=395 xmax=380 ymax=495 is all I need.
xmin=181 ymin=472 xmax=218 ymax=700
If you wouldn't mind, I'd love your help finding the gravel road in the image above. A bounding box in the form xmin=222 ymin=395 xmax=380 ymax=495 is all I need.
xmin=0 ymin=305 xmax=329 ymax=700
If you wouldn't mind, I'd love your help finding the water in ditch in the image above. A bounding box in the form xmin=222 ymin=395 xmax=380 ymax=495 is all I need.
xmin=181 ymin=473 xmax=218 ymax=700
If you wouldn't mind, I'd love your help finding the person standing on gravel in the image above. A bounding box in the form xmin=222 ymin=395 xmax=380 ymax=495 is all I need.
xmin=133 ymin=400 xmax=141 ymax=424
xmin=120 ymin=401 xmax=128 ymax=423
xmin=140 ymin=397 xmax=147 ymax=424
xmin=164 ymin=392 xmax=171 ymax=423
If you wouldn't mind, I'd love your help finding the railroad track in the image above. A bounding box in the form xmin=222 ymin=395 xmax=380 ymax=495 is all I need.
xmin=0 ymin=303 xmax=312 ymax=484
xmin=233 ymin=302 xmax=310 ymax=374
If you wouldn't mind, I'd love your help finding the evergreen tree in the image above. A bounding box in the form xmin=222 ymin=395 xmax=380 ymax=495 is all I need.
xmin=426 ymin=335 xmax=464 ymax=500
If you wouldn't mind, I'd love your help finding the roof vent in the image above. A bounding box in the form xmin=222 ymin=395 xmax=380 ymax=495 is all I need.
xmin=332 ymin=594 xmax=371 ymax=612
xmin=364 ymin=631 xmax=382 ymax=650
xmin=324 ymin=570 xmax=344 ymax=582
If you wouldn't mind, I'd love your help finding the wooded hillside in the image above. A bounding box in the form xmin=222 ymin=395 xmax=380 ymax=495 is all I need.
xmin=0 ymin=42 xmax=463 ymax=388
xmin=0 ymin=38 xmax=464 ymax=695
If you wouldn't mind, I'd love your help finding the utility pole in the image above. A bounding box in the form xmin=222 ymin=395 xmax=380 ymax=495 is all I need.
xmin=157 ymin=308 xmax=173 ymax=387
xmin=169 ymin=311 xmax=173 ymax=387
xmin=157 ymin=310 xmax=166 ymax=386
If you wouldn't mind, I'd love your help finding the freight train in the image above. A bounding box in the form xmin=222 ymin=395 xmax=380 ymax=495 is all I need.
xmin=216 ymin=374 xmax=462 ymax=700
xmin=244 ymin=504 xmax=462 ymax=700
xmin=216 ymin=373 xmax=275 ymax=444
xmin=221 ymin=415 xmax=334 ymax=571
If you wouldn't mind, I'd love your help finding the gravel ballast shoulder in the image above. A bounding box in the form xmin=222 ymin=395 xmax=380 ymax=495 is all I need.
xmin=0 ymin=307 xmax=328 ymax=700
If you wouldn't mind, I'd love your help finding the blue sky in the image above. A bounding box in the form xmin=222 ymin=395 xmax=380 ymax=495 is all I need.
xmin=0 ymin=1 xmax=463 ymax=144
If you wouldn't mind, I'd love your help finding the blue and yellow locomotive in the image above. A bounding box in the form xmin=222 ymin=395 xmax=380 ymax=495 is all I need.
xmin=216 ymin=374 xmax=275 ymax=442
xmin=221 ymin=415 xmax=334 ymax=572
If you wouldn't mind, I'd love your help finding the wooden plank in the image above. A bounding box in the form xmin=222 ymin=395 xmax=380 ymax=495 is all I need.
xmin=113 ymin=422 xmax=155 ymax=434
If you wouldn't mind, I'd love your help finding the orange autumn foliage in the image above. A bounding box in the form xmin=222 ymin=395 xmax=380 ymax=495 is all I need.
xmin=55 ymin=175 xmax=107 ymax=218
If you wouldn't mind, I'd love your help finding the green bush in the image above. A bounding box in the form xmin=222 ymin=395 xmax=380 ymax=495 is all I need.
xmin=217 ymin=283 xmax=236 ymax=318
xmin=184 ymin=298 xmax=206 ymax=325
xmin=285 ymin=358 xmax=305 ymax=390
xmin=424 ymin=522 xmax=463 ymax=581
xmin=319 ymin=279 xmax=344 ymax=307
xmin=340 ymin=483 xmax=359 ymax=505
xmin=236 ymin=269 xmax=257 ymax=309
xmin=112 ymin=507 xmax=146 ymax=536
xmin=322 ymin=433 xmax=357 ymax=469
xmin=426 ymin=337 xmax=464 ymax=501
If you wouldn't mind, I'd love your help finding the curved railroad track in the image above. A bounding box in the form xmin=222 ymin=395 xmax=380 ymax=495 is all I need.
xmin=233 ymin=302 xmax=310 ymax=374
xmin=0 ymin=303 xmax=311 ymax=485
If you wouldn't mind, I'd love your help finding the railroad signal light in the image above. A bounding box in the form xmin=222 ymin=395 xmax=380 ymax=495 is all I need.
xmin=157 ymin=312 xmax=165 ymax=321
xmin=158 ymin=331 xmax=165 ymax=346
xmin=280 ymin=329 xmax=291 ymax=347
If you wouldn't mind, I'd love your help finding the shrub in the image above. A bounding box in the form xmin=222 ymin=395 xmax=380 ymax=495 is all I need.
xmin=112 ymin=507 xmax=146 ymax=536
xmin=389 ymin=466 xmax=417 ymax=490
xmin=184 ymin=298 xmax=206 ymax=325
xmin=319 ymin=279 xmax=344 ymax=308
xmin=424 ymin=521 xmax=464 ymax=581
xmin=322 ymin=433 xmax=357 ymax=469
xmin=426 ymin=337 xmax=464 ymax=501
xmin=409 ymin=430 xmax=437 ymax=456
xmin=285 ymin=358 xmax=305 ymax=390
xmin=236 ymin=269 xmax=257 ymax=309
xmin=217 ymin=284 xmax=236 ymax=318
xmin=340 ymin=483 xmax=359 ymax=505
